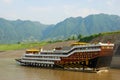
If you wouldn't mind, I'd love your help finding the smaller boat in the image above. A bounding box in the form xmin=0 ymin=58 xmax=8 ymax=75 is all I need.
xmin=16 ymin=42 xmax=114 ymax=71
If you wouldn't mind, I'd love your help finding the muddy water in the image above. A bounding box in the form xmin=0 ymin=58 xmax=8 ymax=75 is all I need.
xmin=0 ymin=50 xmax=120 ymax=80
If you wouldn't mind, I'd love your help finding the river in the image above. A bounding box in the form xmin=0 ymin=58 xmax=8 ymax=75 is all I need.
xmin=0 ymin=50 xmax=120 ymax=80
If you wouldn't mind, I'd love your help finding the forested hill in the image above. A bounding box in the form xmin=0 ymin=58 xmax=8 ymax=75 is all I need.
xmin=0 ymin=18 xmax=49 ymax=43
xmin=42 ymin=13 xmax=120 ymax=40
xmin=90 ymin=31 xmax=120 ymax=43
xmin=0 ymin=13 xmax=120 ymax=43
xmin=78 ymin=31 xmax=120 ymax=43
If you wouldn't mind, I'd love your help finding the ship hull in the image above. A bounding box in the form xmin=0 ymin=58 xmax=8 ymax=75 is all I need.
xmin=53 ymin=56 xmax=113 ymax=69
xmin=16 ymin=55 xmax=113 ymax=70
xmin=88 ymin=56 xmax=112 ymax=68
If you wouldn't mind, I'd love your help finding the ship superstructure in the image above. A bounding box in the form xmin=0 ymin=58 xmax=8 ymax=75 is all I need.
xmin=16 ymin=42 xmax=114 ymax=71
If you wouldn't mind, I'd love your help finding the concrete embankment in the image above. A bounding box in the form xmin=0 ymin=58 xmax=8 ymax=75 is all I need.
xmin=111 ymin=42 xmax=120 ymax=68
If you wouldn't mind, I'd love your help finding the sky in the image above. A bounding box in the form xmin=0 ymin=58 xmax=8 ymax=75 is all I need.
xmin=0 ymin=0 xmax=120 ymax=24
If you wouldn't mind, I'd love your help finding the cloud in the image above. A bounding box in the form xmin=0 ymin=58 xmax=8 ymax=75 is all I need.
xmin=0 ymin=0 xmax=118 ymax=24
xmin=106 ymin=0 xmax=113 ymax=7
xmin=63 ymin=5 xmax=100 ymax=17
xmin=28 ymin=6 xmax=53 ymax=14
xmin=80 ymin=8 xmax=100 ymax=17
xmin=87 ymin=0 xmax=94 ymax=3
xmin=26 ymin=5 xmax=101 ymax=23
xmin=106 ymin=0 xmax=119 ymax=7
xmin=2 ymin=0 xmax=13 ymax=4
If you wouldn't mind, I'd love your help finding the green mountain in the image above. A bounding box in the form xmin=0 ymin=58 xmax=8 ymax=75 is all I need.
xmin=42 ymin=17 xmax=85 ymax=40
xmin=0 ymin=13 xmax=120 ymax=43
xmin=0 ymin=18 xmax=49 ymax=43
xmin=42 ymin=13 xmax=120 ymax=40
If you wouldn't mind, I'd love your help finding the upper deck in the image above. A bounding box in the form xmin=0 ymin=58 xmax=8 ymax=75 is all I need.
xmin=24 ymin=42 xmax=114 ymax=57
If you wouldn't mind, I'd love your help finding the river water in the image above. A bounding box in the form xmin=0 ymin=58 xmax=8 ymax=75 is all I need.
xmin=0 ymin=50 xmax=120 ymax=80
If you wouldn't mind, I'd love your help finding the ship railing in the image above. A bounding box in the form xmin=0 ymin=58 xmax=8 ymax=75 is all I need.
xmin=73 ymin=43 xmax=114 ymax=48
xmin=21 ymin=60 xmax=54 ymax=64
xmin=72 ymin=44 xmax=100 ymax=48
xmin=41 ymin=50 xmax=55 ymax=52
xmin=42 ymin=50 xmax=68 ymax=53
xmin=41 ymin=46 xmax=101 ymax=54
xmin=65 ymin=44 xmax=101 ymax=53
xmin=22 ymin=57 xmax=61 ymax=61
xmin=39 ymin=48 xmax=101 ymax=57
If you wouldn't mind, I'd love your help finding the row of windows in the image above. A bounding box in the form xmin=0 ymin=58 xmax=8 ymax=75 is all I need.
xmin=74 ymin=52 xmax=98 ymax=55
xmin=101 ymin=46 xmax=113 ymax=49
xmin=63 ymin=54 xmax=98 ymax=59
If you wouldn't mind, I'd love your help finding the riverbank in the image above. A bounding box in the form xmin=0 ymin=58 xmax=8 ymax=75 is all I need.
xmin=0 ymin=40 xmax=76 ymax=58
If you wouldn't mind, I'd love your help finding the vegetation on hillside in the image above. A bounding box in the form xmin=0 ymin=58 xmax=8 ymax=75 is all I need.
xmin=78 ymin=31 xmax=120 ymax=42
xmin=79 ymin=33 xmax=101 ymax=42
xmin=0 ymin=42 xmax=48 ymax=51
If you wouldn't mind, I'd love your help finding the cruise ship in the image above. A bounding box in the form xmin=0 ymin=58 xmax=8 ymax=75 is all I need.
xmin=16 ymin=42 xmax=114 ymax=71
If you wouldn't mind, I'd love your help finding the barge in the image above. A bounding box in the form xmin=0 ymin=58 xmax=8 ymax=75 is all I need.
xmin=16 ymin=42 xmax=114 ymax=71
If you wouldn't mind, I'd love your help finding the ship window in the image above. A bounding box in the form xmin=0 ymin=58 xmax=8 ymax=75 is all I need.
xmin=84 ymin=55 xmax=86 ymax=58
xmin=109 ymin=46 xmax=113 ymax=49
xmin=81 ymin=56 xmax=83 ymax=58
xmin=83 ymin=55 xmax=85 ymax=58
xmin=107 ymin=46 xmax=109 ymax=49
xmin=102 ymin=46 xmax=106 ymax=49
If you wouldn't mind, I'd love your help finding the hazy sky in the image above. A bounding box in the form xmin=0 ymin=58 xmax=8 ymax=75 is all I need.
xmin=0 ymin=0 xmax=120 ymax=24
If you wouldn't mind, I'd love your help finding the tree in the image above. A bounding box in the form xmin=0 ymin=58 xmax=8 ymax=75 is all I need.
xmin=78 ymin=34 xmax=83 ymax=40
